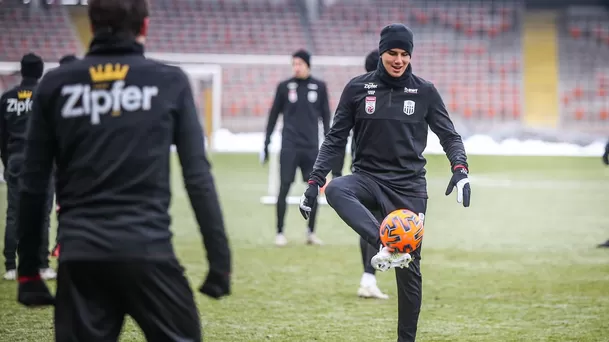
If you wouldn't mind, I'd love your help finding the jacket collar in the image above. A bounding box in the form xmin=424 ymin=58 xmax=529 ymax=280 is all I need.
xmin=20 ymin=77 xmax=38 ymax=86
xmin=87 ymin=32 xmax=144 ymax=56
xmin=375 ymin=61 xmax=413 ymax=89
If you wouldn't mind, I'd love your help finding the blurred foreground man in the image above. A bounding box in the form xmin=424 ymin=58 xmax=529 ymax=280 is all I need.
xmin=0 ymin=53 xmax=55 ymax=281
xmin=261 ymin=49 xmax=331 ymax=246
xmin=15 ymin=1 xmax=231 ymax=341
xmin=299 ymin=24 xmax=471 ymax=341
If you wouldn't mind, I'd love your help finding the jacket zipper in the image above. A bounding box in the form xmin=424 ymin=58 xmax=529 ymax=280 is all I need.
xmin=388 ymin=88 xmax=393 ymax=107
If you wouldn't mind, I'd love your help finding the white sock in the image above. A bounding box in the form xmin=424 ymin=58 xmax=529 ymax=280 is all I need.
xmin=360 ymin=272 xmax=376 ymax=287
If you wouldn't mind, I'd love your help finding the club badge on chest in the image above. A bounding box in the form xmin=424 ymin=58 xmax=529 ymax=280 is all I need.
xmin=365 ymin=96 xmax=376 ymax=115
xmin=307 ymin=91 xmax=317 ymax=103
xmin=403 ymin=100 xmax=415 ymax=115
xmin=288 ymin=89 xmax=298 ymax=103
xmin=287 ymin=82 xmax=298 ymax=103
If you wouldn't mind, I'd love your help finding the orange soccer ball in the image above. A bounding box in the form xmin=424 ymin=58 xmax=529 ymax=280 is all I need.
xmin=379 ymin=209 xmax=424 ymax=253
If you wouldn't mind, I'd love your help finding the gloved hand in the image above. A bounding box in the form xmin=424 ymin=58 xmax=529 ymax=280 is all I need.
xmin=199 ymin=269 xmax=231 ymax=299
xmin=259 ymin=145 xmax=269 ymax=165
xmin=299 ymin=181 xmax=320 ymax=220
xmin=17 ymin=275 xmax=55 ymax=307
xmin=445 ymin=164 xmax=471 ymax=207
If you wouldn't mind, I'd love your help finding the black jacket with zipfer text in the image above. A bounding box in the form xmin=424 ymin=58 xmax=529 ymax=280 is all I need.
xmin=16 ymin=33 xmax=231 ymax=277
xmin=0 ymin=78 xmax=38 ymax=170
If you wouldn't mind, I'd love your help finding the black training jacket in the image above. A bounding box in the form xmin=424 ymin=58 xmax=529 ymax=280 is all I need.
xmin=0 ymin=78 xmax=38 ymax=169
xmin=16 ymin=33 xmax=231 ymax=276
xmin=310 ymin=66 xmax=468 ymax=198
xmin=264 ymin=76 xmax=331 ymax=150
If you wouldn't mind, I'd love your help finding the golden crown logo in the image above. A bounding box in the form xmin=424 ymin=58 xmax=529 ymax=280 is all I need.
xmin=89 ymin=63 xmax=129 ymax=83
xmin=17 ymin=90 xmax=32 ymax=100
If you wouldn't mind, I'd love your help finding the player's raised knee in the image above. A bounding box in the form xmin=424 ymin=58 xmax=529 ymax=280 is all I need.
xmin=323 ymin=177 xmax=346 ymax=204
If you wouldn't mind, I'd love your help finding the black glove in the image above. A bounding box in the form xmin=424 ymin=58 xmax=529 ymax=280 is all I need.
xmin=445 ymin=165 xmax=471 ymax=207
xmin=259 ymin=145 xmax=269 ymax=165
xmin=299 ymin=181 xmax=320 ymax=220
xmin=17 ymin=275 xmax=55 ymax=307
xmin=199 ymin=269 xmax=231 ymax=299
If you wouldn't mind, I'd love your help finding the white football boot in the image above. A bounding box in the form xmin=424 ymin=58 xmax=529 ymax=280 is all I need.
xmin=357 ymin=273 xmax=389 ymax=299
xmin=40 ymin=267 xmax=57 ymax=280
xmin=3 ymin=269 xmax=16 ymax=281
xmin=371 ymin=246 xmax=412 ymax=272
xmin=306 ymin=232 xmax=323 ymax=245
xmin=275 ymin=233 xmax=288 ymax=247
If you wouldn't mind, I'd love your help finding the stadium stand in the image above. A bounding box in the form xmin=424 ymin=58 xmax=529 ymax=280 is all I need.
xmin=146 ymin=0 xmax=308 ymax=55
xmin=559 ymin=6 xmax=609 ymax=126
xmin=311 ymin=0 xmax=524 ymax=124
xmin=1 ymin=0 xmax=608 ymax=132
xmin=0 ymin=0 xmax=81 ymax=62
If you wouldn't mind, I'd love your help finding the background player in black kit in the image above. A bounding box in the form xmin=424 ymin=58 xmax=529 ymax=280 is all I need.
xmin=261 ymin=49 xmax=331 ymax=246
xmin=15 ymin=1 xmax=231 ymax=341
xmin=0 ymin=53 xmax=55 ymax=281
xmin=331 ymin=49 xmax=389 ymax=300
xmin=299 ymin=24 xmax=471 ymax=342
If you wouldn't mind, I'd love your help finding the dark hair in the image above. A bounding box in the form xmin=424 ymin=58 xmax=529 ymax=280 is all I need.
xmin=88 ymin=0 xmax=150 ymax=36
xmin=59 ymin=55 xmax=78 ymax=65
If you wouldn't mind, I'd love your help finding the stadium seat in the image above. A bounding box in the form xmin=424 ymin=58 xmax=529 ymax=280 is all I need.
xmin=0 ymin=1 xmax=81 ymax=61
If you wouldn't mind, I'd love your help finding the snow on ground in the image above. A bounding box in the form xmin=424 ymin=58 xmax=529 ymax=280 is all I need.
xmin=210 ymin=129 xmax=607 ymax=157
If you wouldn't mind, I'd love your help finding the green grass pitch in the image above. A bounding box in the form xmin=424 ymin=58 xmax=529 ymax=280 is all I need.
xmin=0 ymin=153 xmax=608 ymax=341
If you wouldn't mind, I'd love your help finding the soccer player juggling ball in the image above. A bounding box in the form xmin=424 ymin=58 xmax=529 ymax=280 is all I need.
xmin=299 ymin=24 xmax=471 ymax=342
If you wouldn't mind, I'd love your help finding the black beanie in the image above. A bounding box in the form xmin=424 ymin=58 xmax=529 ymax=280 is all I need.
xmin=365 ymin=50 xmax=379 ymax=72
xmin=292 ymin=49 xmax=311 ymax=68
xmin=378 ymin=24 xmax=414 ymax=56
xmin=59 ymin=54 xmax=78 ymax=65
xmin=20 ymin=53 xmax=44 ymax=79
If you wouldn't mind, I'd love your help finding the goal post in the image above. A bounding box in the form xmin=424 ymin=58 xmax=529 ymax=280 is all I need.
xmin=166 ymin=63 xmax=222 ymax=149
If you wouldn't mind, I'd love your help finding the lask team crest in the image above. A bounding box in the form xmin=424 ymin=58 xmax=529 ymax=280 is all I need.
xmin=365 ymin=96 xmax=376 ymax=114
xmin=403 ymin=100 xmax=415 ymax=115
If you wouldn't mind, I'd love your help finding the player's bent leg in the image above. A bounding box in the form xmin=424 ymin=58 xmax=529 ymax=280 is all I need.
xmin=124 ymin=259 xmax=202 ymax=342
xmin=379 ymin=195 xmax=426 ymax=341
xmin=55 ymin=261 xmax=125 ymax=342
xmin=324 ymin=174 xmax=382 ymax=248
xmin=394 ymin=254 xmax=422 ymax=342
